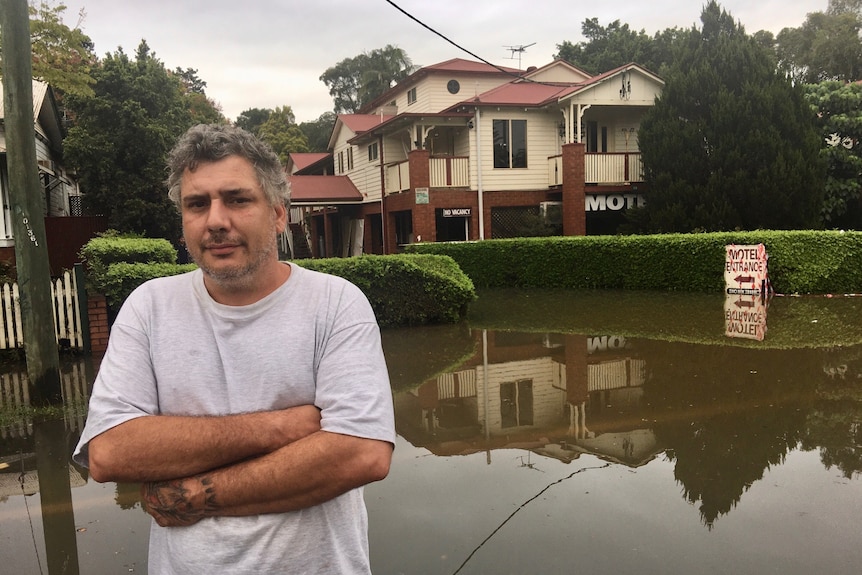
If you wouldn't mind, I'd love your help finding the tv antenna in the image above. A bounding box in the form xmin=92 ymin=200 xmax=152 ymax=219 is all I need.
xmin=504 ymin=42 xmax=535 ymax=71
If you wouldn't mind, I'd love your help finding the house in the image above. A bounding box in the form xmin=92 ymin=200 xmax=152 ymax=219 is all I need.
xmin=0 ymin=80 xmax=106 ymax=273
xmin=287 ymin=58 xmax=664 ymax=258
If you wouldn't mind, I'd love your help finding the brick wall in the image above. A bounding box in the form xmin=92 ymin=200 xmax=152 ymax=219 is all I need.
xmin=87 ymin=293 xmax=109 ymax=354
xmin=562 ymin=142 xmax=587 ymax=236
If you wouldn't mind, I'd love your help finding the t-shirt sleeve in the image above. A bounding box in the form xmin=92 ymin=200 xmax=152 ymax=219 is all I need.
xmin=313 ymin=281 xmax=396 ymax=446
xmin=72 ymin=296 xmax=159 ymax=468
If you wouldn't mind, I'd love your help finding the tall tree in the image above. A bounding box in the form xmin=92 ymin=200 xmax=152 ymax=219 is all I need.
xmin=320 ymin=45 xmax=415 ymax=113
xmin=257 ymin=105 xmax=308 ymax=164
xmin=556 ymin=18 xmax=683 ymax=75
xmin=633 ymin=1 xmax=825 ymax=233
xmin=64 ymin=41 xmax=198 ymax=240
xmin=235 ymin=107 xmax=271 ymax=135
xmin=804 ymin=81 xmax=862 ymax=228
xmin=173 ymin=66 xmax=225 ymax=125
xmin=0 ymin=0 xmax=96 ymax=99
xmin=299 ymin=111 xmax=336 ymax=152
xmin=775 ymin=5 xmax=862 ymax=83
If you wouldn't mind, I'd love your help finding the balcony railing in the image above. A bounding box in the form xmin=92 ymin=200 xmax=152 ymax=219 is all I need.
xmin=387 ymin=152 xmax=643 ymax=194
xmin=386 ymin=161 xmax=410 ymax=194
xmin=585 ymin=152 xmax=643 ymax=184
xmin=430 ymin=156 xmax=469 ymax=188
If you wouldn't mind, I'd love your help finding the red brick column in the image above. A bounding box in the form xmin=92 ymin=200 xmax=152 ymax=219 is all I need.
xmin=562 ymin=142 xmax=586 ymax=236
xmin=88 ymin=294 xmax=109 ymax=353
xmin=408 ymin=149 xmax=436 ymax=242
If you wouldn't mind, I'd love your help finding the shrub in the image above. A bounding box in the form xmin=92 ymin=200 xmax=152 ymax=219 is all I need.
xmin=295 ymin=254 xmax=476 ymax=327
xmin=404 ymin=231 xmax=862 ymax=294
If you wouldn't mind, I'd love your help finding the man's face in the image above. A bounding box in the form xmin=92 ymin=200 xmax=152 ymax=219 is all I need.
xmin=180 ymin=155 xmax=286 ymax=289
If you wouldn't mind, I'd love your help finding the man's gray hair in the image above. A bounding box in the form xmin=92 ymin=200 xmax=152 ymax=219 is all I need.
xmin=167 ymin=124 xmax=289 ymax=209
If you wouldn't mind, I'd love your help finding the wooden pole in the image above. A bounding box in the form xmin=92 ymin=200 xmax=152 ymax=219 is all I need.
xmin=1 ymin=0 xmax=62 ymax=404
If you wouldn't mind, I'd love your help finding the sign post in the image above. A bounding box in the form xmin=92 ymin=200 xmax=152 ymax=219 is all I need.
xmin=724 ymin=244 xmax=770 ymax=341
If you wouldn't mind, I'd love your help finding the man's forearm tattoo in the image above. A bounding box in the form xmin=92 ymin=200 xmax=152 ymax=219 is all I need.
xmin=141 ymin=475 xmax=219 ymax=526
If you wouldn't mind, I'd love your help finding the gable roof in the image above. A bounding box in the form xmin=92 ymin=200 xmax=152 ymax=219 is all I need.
xmin=361 ymin=58 xmax=522 ymax=113
xmin=328 ymin=113 xmax=395 ymax=150
xmin=288 ymin=175 xmax=363 ymax=205
xmin=287 ymin=152 xmax=331 ymax=174
xmin=0 ymin=80 xmax=64 ymax=153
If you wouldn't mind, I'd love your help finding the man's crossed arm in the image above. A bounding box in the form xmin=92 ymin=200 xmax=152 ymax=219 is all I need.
xmin=87 ymin=406 xmax=393 ymax=527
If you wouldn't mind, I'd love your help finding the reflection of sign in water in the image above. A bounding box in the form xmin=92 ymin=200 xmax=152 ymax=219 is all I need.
xmin=725 ymin=244 xmax=768 ymax=295
xmin=724 ymin=295 xmax=768 ymax=341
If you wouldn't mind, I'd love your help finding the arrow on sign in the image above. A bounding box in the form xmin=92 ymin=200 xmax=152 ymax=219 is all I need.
xmin=734 ymin=275 xmax=754 ymax=284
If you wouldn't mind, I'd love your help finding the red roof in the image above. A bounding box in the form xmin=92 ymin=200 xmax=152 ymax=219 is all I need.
xmin=339 ymin=114 xmax=394 ymax=134
xmin=288 ymin=175 xmax=363 ymax=204
xmin=422 ymin=58 xmax=521 ymax=75
xmin=468 ymin=81 xmax=579 ymax=107
xmin=289 ymin=153 xmax=330 ymax=171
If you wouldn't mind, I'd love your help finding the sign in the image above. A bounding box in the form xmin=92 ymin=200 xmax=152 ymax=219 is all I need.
xmin=724 ymin=294 xmax=768 ymax=341
xmin=442 ymin=208 xmax=471 ymax=217
xmin=585 ymin=193 xmax=645 ymax=212
xmin=724 ymin=244 xmax=768 ymax=295
xmin=415 ymin=188 xmax=429 ymax=204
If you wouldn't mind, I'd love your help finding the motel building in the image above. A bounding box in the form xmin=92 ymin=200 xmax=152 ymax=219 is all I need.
xmin=286 ymin=58 xmax=663 ymax=258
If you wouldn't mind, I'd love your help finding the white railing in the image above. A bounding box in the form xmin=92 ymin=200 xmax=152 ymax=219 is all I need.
xmin=584 ymin=152 xmax=643 ymax=184
xmin=0 ymin=270 xmax=83 ymax=351
xmin=386 ymin=161 xmax=411 ymax=194
xmin=430 ymin=156 xmax=469 ymax=188
xmin=548 ymin=155 xmax=563 ymax=186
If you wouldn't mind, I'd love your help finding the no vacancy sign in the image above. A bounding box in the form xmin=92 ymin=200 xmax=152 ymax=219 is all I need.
xmin=724 ymin=244 xmax=768 ymax=295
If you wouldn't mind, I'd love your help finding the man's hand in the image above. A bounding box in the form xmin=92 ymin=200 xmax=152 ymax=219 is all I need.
xmin=141 ymin=475 xmax=214 ymax=527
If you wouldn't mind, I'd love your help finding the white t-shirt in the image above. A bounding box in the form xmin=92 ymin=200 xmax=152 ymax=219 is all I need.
xmin=74 ymin=264 xmax=395 ymax=574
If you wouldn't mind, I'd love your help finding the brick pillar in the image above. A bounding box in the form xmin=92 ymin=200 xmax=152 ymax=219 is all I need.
xmin=562 ymin=142 xmax=586 ymax=236
xmin=408 ymin=149 xmax=436 ymax=242
xmin=87 ymin=294 xmax=109 ymax=353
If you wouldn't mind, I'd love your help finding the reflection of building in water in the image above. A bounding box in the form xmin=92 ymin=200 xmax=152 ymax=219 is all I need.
xmin=395 ymin=331 xmax=661 ymax=467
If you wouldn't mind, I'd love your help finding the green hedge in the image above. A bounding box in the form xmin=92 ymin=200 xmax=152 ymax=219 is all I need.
xmin=80 ymin=233 xmax=476 ymax=326
xmin=100 ymin=262 xmax=198 ymax=308
xmin=295 ymin=254 xmax=476 ymax=327
xmin=404 ymin=231 xmax=862 ymax=294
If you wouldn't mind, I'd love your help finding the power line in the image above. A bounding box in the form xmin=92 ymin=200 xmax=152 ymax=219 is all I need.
xmin=382 ymin=0 xmax=527 ymax=81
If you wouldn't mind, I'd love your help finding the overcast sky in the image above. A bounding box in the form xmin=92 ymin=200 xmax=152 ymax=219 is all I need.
xmin=59 ymin=0 xmax=827 ymax=123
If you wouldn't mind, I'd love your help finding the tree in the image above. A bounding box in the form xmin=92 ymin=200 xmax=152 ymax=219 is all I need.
xmin=775 ymin=6 xmax=862 ymax=83
xmin=64 ymin=41 xmax=200 ymax=240
xmin=804 ymin=81 xmax=862 ymax=228
xmin=0 ymin=0 xmax=96 ymax=99
xmin=173 ymin=66 xmax=225 ymax=125
xmin=320 ymin=45 xmax=415 ymax=113
xmin=632 ymin=1 xmax=825 ymax=233
xmin=235 ymin=107 xmax=272 ymax=135
xmin=556 ymin=18 xmax=683 ymax=75
xmin=257 ymin=106 xmax=308 ymax=164
xmin=299 ymin=111 xmax=336 ymax=152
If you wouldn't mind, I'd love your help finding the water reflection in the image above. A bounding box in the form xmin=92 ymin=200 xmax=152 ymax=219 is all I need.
xmin=1 ymin=291 xmax=861 ymax=574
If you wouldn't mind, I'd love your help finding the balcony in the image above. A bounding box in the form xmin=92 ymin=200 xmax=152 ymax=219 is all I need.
xmin=548 ymin=152 xmax=644 ymax=187
xmin=386 ymin=156 xmax=470 ymax=194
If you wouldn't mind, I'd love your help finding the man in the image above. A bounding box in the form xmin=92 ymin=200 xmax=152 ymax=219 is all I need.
xmin=73 ymin=124 xmax=395 ymax=574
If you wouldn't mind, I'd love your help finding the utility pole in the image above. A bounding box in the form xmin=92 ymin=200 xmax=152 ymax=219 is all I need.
xmin=1 ymin=0 xmax=62 ymax=404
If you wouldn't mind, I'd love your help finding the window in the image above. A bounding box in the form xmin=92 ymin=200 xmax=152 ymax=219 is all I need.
xmin=493 ymin=119 xmax=527 ymax=168
xmin=368 ymin=142 xmax=379 ymax=162
xmin=347 ymin=147 xmax=354 ymax=170
xmin=337 ymin=151 xmax=344 ymax=173
xmin=500 ymin=379 xmax=534 ymax=428
xmin=407 ymin=87 xmax=417 ymax=105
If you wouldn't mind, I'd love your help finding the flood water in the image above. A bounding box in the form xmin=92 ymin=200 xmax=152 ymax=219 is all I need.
xmin=1 ymin=289 xmax=861 ymax=574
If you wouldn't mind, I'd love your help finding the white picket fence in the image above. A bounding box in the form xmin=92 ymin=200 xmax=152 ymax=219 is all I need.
xmin=0 ymin=270 xmax=84 ymax=351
